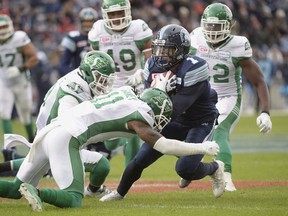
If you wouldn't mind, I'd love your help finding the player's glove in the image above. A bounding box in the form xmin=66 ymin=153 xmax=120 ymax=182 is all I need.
xmin=153 ymin=71 xmax=177 ymax=92
xmin=203 ymin=141 xmax=220 ymax=156
xmin=125 ymin=69 xmax=144 ymax=87
xmin=256 ymin=112 xmax=272 ymax=133
xmin=6 ymin=66 xmax=25 ymax=79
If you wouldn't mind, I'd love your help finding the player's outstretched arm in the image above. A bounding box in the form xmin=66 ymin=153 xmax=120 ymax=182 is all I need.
xmin=128 ymin=121 xmax=219 ymax=156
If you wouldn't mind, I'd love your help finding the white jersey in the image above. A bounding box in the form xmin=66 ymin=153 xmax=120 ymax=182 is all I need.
xmin=0 ymin=31 xmax=31 ymax=86
xmin=88 ymin=19 xmax=153 ymax=88
xmin=57 ymin=86 xmax=154 ymax=147
xmin=36 ymin=69 xmax=92 ymax=130
xmin=190 ymin=27 xmax=252 ymax=97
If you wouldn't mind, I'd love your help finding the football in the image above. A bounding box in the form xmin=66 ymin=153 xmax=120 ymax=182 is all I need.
xmin=150 ymin=71 xmax=174 ymax=88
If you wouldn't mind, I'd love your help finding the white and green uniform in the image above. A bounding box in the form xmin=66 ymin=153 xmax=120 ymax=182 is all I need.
xmin=88 ymin=19 xmax=153 ymax=88
xmin=5 ymin=69 xmax=109 ymax=196
xmin=190 ymin=27 xmax=252 ymax=173
xmin=88 ymin=19 xmax=153 ymax=165
xmin=16 ymin=87 xmax=153 ymax=207
xmin=0 ymin=31 xmax=33 ymax=126
xmin=36 ymin=69 xmax=92 ymax=130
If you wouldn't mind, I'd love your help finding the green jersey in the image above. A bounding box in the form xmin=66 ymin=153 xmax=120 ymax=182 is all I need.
xmin=56 ymin=86 xmax=154 ymax=146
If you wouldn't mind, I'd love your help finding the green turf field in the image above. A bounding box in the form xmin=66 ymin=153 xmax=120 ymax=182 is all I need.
xmin=0 ymin=114 xmax=287 ymax=215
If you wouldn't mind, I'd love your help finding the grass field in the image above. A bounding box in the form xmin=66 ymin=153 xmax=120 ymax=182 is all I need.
xmin=0 ymin=114 xmax=288 ymax=216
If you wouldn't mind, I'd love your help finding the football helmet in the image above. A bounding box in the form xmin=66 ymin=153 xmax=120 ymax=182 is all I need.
xmin=101 ymin=0 xmax=132 ymax=31
xmin=201 ymin=3 xmax=233 ymax=44
xmin=139 ymin=88 xmax=173 ymax=132
xmin=152 ymin=24 xmax=191 ymax=70
xmin=79 ymin=51 xmax=116 ymax=96
xmin=0 ymin=14 xmax=14 ymax=41
xmin=79 ymin=7 xmax=98 ymax=33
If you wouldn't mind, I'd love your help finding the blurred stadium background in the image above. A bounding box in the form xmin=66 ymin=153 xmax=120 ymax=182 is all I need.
xmin=1 ymin=0 xmax=288 ymax=116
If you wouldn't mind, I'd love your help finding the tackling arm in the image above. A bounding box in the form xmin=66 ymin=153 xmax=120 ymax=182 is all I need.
xmin=127 ymin=120 xmax=219 ymax=156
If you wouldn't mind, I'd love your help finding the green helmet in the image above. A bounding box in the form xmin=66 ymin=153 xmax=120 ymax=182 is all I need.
xmin=0 ymin=14 xmax=14 ymax=41
xmin=101 ymin=0 xmax=132 ymax=31
xmin=139 ymin=88 xmax=173 ymax=132
xmin=201 ymin=3 xmax=233 ymax=44
xmin=79 ymin=51 xmax=116 ymax=96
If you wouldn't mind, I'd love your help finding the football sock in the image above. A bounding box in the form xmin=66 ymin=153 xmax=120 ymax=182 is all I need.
xmin=85 ymin=156 xmax=110 ymax=189
xmin=40 ymin=188 xmax=82 ymax=208
xmin=2 ymin=119 xmax=12 ymax=133
xmin=123 ymin=135 xmax=141 ymax=167
xmin=0 ymin=178 xmax=22 ymax=199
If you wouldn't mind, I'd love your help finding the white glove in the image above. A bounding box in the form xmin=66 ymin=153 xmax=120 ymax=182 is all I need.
xmin=203 ymin=141 xmax=220 ymax=156
xmin=6 ymin=66 xmax=21 ymax=79
xmin=256 ymin=112 xmax=272 ymax=133
xmin=125 ymin=69 xmax=144 ymax=87
xmin=153 ymin=71 xmax=177 ymax=92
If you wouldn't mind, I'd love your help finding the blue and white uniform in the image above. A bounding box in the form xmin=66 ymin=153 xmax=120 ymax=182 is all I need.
xmin=116 ymin=54 xmax=219 ymax=197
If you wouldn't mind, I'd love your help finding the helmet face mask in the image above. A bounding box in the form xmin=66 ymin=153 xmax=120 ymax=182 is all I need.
xmin=139 ymin=88 xmax=173 ymax=132
xmin=152 ymin=24 xmax=190 ymax=70
xmin=201 ymin=3 xmax=233 ymax=44
xmin=80 ymin=51 xmax=116 ymax=96
xmin=79 ymin=7 xmax=98 ymax=33
xmin=102 ymin=0 xmax=132 ymax=31
xmin=0 ymin=15 xmax=14 ymax=42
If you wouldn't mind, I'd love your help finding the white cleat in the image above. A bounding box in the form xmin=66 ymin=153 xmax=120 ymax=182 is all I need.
xmin=99 ymin=190 xmax=124 ymax=202
xmin=84 ymin=185 xmax=111 ymax=198
xmin=224 ymin=172 xmax=237 ymax=192
xmin=210 ymin=160 xmax=226 ymax=198
xmin=178 ymin=178 xmax=192 ymax=188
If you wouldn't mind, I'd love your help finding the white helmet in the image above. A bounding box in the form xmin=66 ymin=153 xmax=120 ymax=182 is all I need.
xmin=0 ymin=15 xmax=14 ymax=41
xmin=201 ymin=3 xmax=233 ymax=44
xmin=101 ymin=0 xmax=132 ymax=31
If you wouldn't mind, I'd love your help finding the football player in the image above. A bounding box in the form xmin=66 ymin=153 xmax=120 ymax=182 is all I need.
xmin=189 ymin=3 xmax=272 ymax=191
xmin=58 ymin=7 xmax=98 ymax=76
xmin=100 ymin=24 xmax=226 ymax=202
xmin=0 ymin=86 xmax=219 ymax=211
xmin=88 ymin=0 xmax=153 ymax=167
xmin=1 ymin=51 xmax=116 ymax=198
xmin=0 ymin=14 xmax=39 ymax=161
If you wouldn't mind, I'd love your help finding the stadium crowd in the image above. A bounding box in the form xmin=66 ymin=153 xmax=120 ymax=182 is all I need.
xmin=1 ymin=0 xmax=288 ymax=112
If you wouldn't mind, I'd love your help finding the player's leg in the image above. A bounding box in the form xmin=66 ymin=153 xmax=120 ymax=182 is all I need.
xmin=14 ymin=81 xmax=35 ymax=143
xmin=175 ymin=122 xmax=216 ymax=180
xmin=123 ymin=135 xmax=142 ymax=166
xmin=0 ymin=81 xmax=20 ymax=162
xmin=0 ymin=158 xmax=25 ymax=173
xmin=175 ymin=122 xmax=225 ymax=197
xmin=214 ymin=96 xmax=241 ymax=191
xmin=35 ymin=128 xmax=84 ymax=208
xmin=100 ymin=143 xmax=164 ymax=201
xmin=81 ymin=149 xmax=111 ymax=197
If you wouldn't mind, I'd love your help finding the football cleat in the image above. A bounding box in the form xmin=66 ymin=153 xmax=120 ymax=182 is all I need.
xmin=210 ymin=160 xmax=226 ymax=198
xmin=19 ymin=183 xmax=44 ymax=212
xmin=99 ymin=190 xmax=124 ymax=202
xmin=84 ymin=185 xmax=111 ymax=198
xmin=178 ymin=178 xmax=192 ymax=188
xmin=224 ymin=172 xmax=237 ymax=192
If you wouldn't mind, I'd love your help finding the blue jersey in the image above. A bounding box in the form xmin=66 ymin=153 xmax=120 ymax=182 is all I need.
xmin=143 ymin=54 xmax=219 ymax=125
xmin=59 ymin=31 xmax=90 ymax=76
